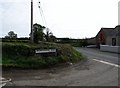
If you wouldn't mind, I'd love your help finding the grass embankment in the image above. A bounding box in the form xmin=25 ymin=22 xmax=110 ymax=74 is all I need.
xmin=2 ymin=42 xmax=84 ymax=69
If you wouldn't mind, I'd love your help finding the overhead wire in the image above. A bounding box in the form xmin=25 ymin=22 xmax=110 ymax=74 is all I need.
xmin=37 ymin=0 xmax=48 ymax=28
xmin=37 ymin=0 xmax=51 ymax=33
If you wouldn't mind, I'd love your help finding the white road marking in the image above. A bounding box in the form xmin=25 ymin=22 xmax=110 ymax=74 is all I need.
xmin=0 ymin=77 xmax=11 ymax=87
xmin=92 ymin=59 xmax=120 ymax=68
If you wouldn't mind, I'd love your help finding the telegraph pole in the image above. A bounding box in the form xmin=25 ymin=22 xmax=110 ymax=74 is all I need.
xmin=31 ymin=0 xmax=34 ymax=43
xmin=118 ymin=1 xmax=120 ymax=25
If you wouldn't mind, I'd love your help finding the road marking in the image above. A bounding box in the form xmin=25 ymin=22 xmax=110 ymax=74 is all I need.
xmin=92 ymin=59 xmax=120 ymax=68
xmin=0 ymin=77 xmax=11 ymax=87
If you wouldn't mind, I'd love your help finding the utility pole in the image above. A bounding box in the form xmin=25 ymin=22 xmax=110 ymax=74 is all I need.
xmin=31 ymin=0 xmax=34 ymax=43
xmin=118 ymin=1 xmax=120 ymax=25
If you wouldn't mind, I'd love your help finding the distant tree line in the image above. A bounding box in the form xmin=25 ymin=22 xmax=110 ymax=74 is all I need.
xmin=3 ymin=23 xmax=56 ymax=44
xmin=3 ymin=23 xmax=89 ymax=47
xmin=56 ymin=38 xmax=88 ymax=47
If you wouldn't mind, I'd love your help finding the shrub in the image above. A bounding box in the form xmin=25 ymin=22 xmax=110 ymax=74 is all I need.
xmin=2 ymin=43 xmax=34 ymax=56
xmin=2 ymin=42 xmax=84 ymax=69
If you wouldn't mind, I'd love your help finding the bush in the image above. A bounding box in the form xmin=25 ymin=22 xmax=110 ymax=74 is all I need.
xmin=2 ymin=42 xmax=84 ymax=69
xmin=2 ymin=43 xmax=34 ymax=56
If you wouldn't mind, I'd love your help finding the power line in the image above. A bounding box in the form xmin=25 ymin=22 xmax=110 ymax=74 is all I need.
xmin=37 ymin=0 xmax=51 ymax=35
xmin=37 ymin=0 xmax=47 ymax=28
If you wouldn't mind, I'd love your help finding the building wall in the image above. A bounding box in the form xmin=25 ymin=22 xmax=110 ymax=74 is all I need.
xmin=116 ymin=36 xmax=120 ymax=46
xmin=96 ymin=30 xmax=106 ymax=47
xmin=106 ymin=36 xmax=120 ymax=46
xmin=106 ymin=36 xmax=112 ymax=45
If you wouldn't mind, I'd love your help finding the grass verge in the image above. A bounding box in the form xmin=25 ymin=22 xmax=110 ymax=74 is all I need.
xmin=2 ymin=42 xmax=84 ymax=69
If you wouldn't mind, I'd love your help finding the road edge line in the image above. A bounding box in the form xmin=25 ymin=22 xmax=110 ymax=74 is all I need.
xmin=92 ymin=59 xmax=120 ymax=68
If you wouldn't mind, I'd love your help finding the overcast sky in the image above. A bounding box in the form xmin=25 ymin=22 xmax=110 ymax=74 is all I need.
xmin=0 ymin=0 xmax=119 ymax=38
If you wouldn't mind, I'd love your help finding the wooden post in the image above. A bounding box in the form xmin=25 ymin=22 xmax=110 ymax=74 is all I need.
xmin=31 ymin=0 xmax=34 ymax=43
xmin=118 ymin=1 xmax=120 ymax=25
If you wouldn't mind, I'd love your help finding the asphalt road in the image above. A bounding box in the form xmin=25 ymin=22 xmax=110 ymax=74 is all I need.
xmin=3 ymin=48 xmax=120 ymax=86
xmin=75 ymin=47 xmax=119 ymax=65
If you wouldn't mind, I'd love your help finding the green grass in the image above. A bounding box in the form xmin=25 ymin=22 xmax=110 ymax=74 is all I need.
xmin=2 ymin=42 xmax=84 ymax=69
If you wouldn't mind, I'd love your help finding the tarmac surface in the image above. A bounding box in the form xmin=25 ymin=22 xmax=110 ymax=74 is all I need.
xmin=2 ymin=48 xmax=119 ymax=86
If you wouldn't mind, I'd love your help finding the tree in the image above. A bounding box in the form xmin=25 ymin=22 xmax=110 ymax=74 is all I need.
xmin=45 ymin=28 xmax=56 ymax=42
xmin=31 ymin=23 xmax=56 ymax=43
xmin=49 ymin=34 xmax=56 ymax=42
xmin=33 ymin=23 xmax=45 ymax=43
xmin=45 ymin=28 xmax=51 ymax=42
xmin=5 ymin=31 xmax=17 ymax=39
